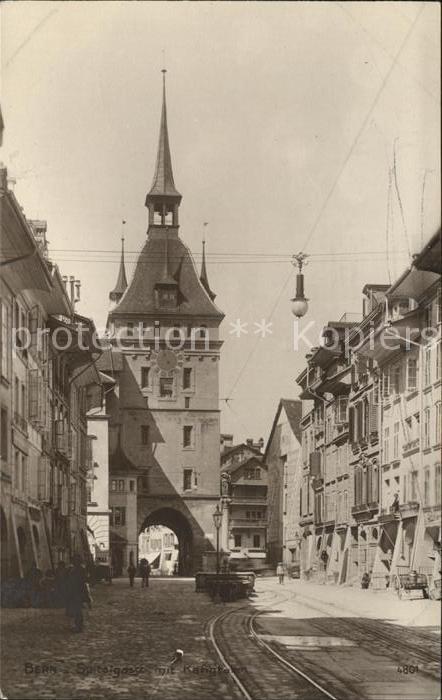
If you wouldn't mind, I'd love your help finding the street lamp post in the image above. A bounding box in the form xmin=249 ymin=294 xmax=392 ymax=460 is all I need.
xmin=213 ymin=504 xmax=222 ymax=575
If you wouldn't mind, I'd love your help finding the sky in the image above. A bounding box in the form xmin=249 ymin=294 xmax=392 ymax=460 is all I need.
xmin=1 ymin=1 xmax=440 ymax=443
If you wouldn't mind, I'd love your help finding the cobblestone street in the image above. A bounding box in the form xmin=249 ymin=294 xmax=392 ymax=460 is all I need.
xmin=0 ymin=578 xmax=240 ymax=700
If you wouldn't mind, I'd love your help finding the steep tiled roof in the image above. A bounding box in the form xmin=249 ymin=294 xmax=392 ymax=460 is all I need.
xmin=96 ymin=348 xmax=124 ymax=373
xmin=110 ymin=231 xmax=223 ymax=318
xmin=280 ymin=399 xmax=302 ymax=443
xmin=222 ymin=455 xmax=266 ymax=475
xmin=264 ymin=398 xmax=302 ymax=458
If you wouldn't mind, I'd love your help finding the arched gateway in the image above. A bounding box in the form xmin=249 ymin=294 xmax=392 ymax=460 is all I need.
xmin=100 ymin=73 xmax=224 ymax=577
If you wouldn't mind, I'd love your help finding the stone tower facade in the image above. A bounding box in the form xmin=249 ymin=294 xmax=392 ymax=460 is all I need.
xmin=101 ymin=72 xmax=224 ymax=575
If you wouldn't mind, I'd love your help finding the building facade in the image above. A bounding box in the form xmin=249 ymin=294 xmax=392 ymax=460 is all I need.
xmin=221 ymin=439 xmax=267 ymax=571
xmin=265 ymin=400 xmax=302 ymax=573
xmin=138 ymin=525 xmax=179 ymax=575
xmin=101 ymin=74 xmax=224 ymax=575
xmin=293 ymin=230 xmax=441 ymax=590
xmin=1 ymin=169 xmax=101 ymax=580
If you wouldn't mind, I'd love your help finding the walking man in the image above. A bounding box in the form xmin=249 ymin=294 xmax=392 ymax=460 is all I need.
xmin=139 ymin=558 xmax=151 ymax=588
xmin=276 ymin=562 xmax=285 ymax=584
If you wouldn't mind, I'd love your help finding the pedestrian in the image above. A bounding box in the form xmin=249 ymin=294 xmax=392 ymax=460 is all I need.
xmin=127 ymin=562 xmax=136 ymax=587
xmin=276 ymin=562 xmax=285 ymax=584
xmin=65 ymin=554 xmax=92 ymax=633
xmin=139 ymin=558 xmax=151 ymax=588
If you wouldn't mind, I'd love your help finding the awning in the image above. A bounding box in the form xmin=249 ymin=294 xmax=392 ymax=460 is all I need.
xmin=146 ymin=552 xmax=161 ymax=567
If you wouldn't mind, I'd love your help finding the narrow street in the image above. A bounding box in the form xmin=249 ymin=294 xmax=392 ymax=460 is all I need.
xmin=1 ymin=578 xmax=440 ymax=700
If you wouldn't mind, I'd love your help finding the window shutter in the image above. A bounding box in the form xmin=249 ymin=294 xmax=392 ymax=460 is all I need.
xmin=55 ymin=420 xmax=64 ymax=451
xmin=369 ymin=392 xmax=378 ymax=434
xmin=38 ymin=456 xmax=51 ymax=502
xmin=28 ymin=369 xmax=39 ymax=420
xmin=349 ymin=406 xmax=354 ymax=441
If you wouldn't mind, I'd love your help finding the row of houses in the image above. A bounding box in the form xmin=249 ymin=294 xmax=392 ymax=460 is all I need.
xmin=0 ymin=166 xmax=107 ymax=580
xmin=263 ymin=229 xmax=441 ymax=589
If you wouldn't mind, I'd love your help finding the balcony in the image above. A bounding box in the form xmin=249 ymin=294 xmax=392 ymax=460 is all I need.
xmin=403 ymin=438 xmax=419 ymax=456
xmin=13 ymin=412 xmax=28 ymax=435
xmin=230 ymin=518 xmax=268 ymax=528
xmin=231 ymin=497 xmax=267 ymax=506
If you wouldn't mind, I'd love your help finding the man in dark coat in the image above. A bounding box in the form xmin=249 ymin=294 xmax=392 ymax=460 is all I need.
xmin=65 ymin=555 xmax=91 ymax=632
xmin=139 ymin=558 xmax=151 ymax=588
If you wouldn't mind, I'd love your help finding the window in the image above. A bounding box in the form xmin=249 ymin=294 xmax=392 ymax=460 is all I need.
xmin=159 ymin=377 xmax=174 ymax=398
xmin=435 ymin=465 xmax=441 ymax=505
xmin=234 ymin=534 xmax=242 ymax=548
xmin=141 ymin=367 xmax=150 ymax=388
xmin=383 ymin=427 xmax=390 ymax=463
xmin=141 ymin=425 xmax=150 ymax=445
xmin=111 ymin=479 xmax=125 ymax=492
xmin=1 ymin=408 xmax=7 ymax=461
xmin=410 ymin=471 xmax=418 ymax=501
xmin=253 ymin=534 xmax=261 ymax=548
xmin=436 ymin=341 xmax=441 ymax=381
xmin=336 ymin=396 xmax=348 ymax=423
xmin=436 ymin=403 xmax=441 ymax=445
xmin=183 ymin=469 xmax=192 ymax=491
xmin=21 ymin=455 xmax=27 ymax=493
xmin=424 ymin=468 xmax=430 ymax=505
xmin=406 ymin=358 xmax=418 ymax=391
xmin=393 ymin=422 xmax=399 ymax=459
xmin=110 ymin=506 xmax=126 ymax=527
xmin=183 ymin=367 xmax=192 ymax=390
xmin=423 ymin=407 xmax=431 ymax=449
xmin=391 ymin=365 xmax=401 ymax=395
xmin=159 ymin=289 xmax=177 ymax=308
xmin=183 ymin=425 xmax=193 ymax=448
xmin=1 ymin=300 xmax=10 ymax=379
xmin=424 ymin=347 xmax=431 ymax=386
xmin=126 ymin=322 xmax=134 ymax=337
xmin=382 ymin=369 xmax=390 ymax=398
xmin=185 ymin=397 xmax=190 ymax=409
xmin=129 ymin=480 xmax=135 ymax=492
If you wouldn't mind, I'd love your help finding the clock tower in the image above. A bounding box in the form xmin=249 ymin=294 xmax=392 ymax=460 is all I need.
xmin=102 ymin=72 xmax=224 ymax=575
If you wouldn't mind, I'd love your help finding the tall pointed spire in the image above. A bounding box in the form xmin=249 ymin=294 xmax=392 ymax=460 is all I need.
xmin=109 ymin=236 xmax=128 ymax=303
xmin=145 ymin=71 xmax=182 ymax=228
xmin=200 ymin=225 xmax=216 ymax=301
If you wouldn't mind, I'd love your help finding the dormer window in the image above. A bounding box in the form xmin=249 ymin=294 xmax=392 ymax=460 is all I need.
xmin=157 ymin=288 xmax=177 ymax=309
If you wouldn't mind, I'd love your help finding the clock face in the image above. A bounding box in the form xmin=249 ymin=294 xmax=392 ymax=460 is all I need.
xmin=156 ymin=349 xmax=178 ymax=371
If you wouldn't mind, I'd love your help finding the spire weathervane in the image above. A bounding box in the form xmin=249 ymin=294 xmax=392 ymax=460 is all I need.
xmin=145 ymin=66 xmax=182 ymax=228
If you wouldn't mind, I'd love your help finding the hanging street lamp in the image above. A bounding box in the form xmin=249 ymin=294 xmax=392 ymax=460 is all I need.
xmin=290 ymin=252 xmax=309 ymax=318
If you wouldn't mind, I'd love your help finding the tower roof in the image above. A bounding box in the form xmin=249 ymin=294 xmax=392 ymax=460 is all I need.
xmin=146 ymin=71 xmax=181 ymax=202
xmin=200 ymin=238 xmax=216 ymax=301
xmin=109 ymin=230 xmax=223 ymax=319
xmin=109 ymin=237 xmax=128 ymax=302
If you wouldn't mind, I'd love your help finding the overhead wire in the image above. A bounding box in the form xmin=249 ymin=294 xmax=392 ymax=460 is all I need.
xmin=298 ymin=4 xmax=426 ymax=255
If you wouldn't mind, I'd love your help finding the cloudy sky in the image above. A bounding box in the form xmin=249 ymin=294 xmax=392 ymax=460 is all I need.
xmin=1 ymin=1 xmax=440 ymax=442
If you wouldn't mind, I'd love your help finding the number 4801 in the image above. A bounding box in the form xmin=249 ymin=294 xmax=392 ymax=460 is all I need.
xmin=397 ymin=665 xmax=419 ymax=674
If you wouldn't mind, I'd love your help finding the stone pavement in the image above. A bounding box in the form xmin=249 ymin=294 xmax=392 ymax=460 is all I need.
xmin=257 ymin=577 xmax=441 ymax=629
xmin=0 ymin=578 xmax=238 ymax=700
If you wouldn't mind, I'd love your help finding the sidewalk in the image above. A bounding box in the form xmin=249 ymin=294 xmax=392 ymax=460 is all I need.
xmin=258 ymin=577 xmax=441 ymax=629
